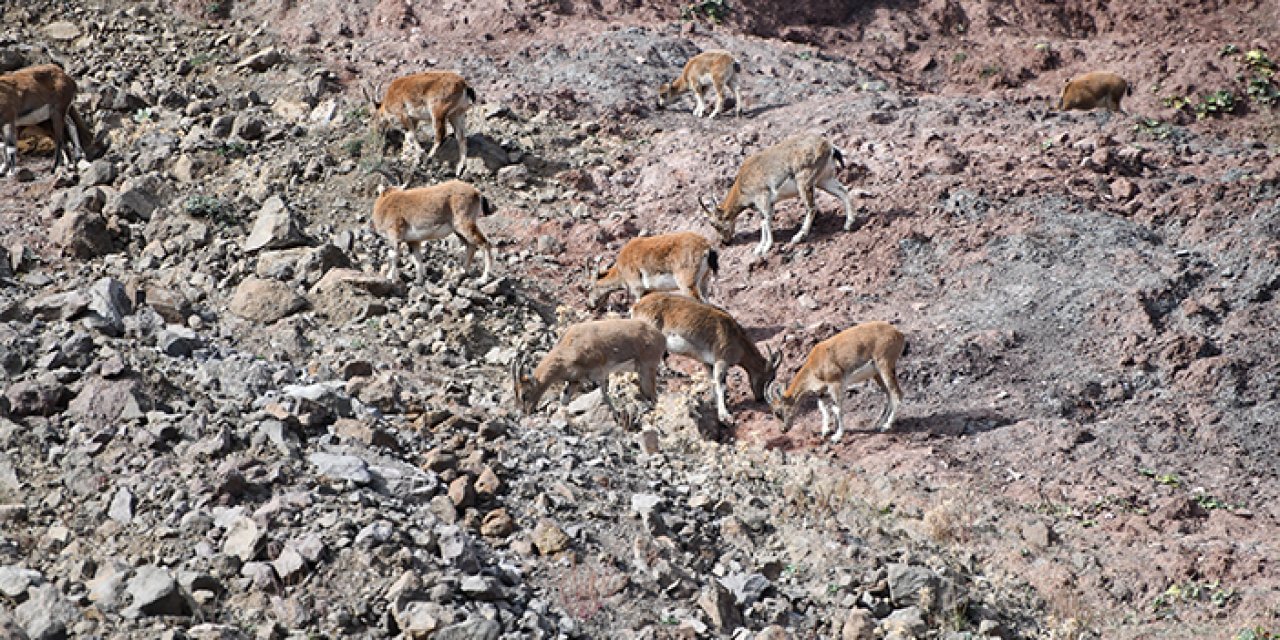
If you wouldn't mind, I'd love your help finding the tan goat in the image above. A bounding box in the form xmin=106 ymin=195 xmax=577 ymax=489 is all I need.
xmin=631 ymin=292 xmax=780 ymax=423
xmin=370 ymin=71 xmax=476 ymax=177
xmin=1059 ymin=71 xmax=1130 ymax=112
xmin=587 ymin=232 xmax=718 ymax=309
xmin=511 ymin=318 xmax=667 ymax=421
xmin=658 ymin=50 xmax=743 ymax=118
xmin=369 ymin=176 xmax=494 ymax=284
xmin=0 ymin=64 xmax=92 ymax=176
xmin=767 ymin=321 xmax=906 ymax=442
xmin=701 ymin=133 xmax=854 ymax=257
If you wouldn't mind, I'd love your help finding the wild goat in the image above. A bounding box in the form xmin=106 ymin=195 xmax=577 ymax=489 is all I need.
xmin=1059 ymin=71 xmax=1129 ymax=112
xmin=0 ymin=64 xmax=93 ymax=176
xmin=511 ymin=319 xmax=667 ymax=421
xmin=658 ymin=50 xmax=743 ymax=119
xmin=631 ymin=292 xmax=779 ymax=423
xmin=369 ymin=172 xmax=494 ymax=284
xmin=701 ymin=133 xmax=854 ymax=257
xmin=767 ymin=321 xmax=905 ymax=443
xmin=587 ymin=232 xmax=718 ymax=309
xmin=368 ymin=71 xmax=476 ymax=177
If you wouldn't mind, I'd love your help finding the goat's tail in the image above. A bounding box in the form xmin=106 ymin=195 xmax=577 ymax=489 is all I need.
xmin=466 ymin=86 xmax=477 ymax=103
xmin=707 ymin=248 xmax=720 ymax=274
xmin=832 ymin=146 xmax=846 ymax=169
xmin=480 ymin=195 xmax=494 ymax=216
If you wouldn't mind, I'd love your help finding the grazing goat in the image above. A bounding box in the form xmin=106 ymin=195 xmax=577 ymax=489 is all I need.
xmin=0 ymin=64 xmax=92 ymax=176
xmin=1059 ymin=71 xmax=1130 ymax=112
xmin=702 ymin=133 xmax=854 ymax=257
xmin=587 ymin=232 xmax=718 ymax=309
xmin=631 ymin=292 xmax=779 ymax=423
xmin=658 ymin=50 xmax=743 ymax=118
xmin=511 ymin=319 xmax=667 ymax=421
xmin=369 ymin=71 xmax=476 ymax=177
xmin=767 ymin=321 xmax=905 ymax=442
xmin=369 ymin=174 xmax=494 ymax=284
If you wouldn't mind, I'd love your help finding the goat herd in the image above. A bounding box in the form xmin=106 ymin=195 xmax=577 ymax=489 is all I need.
xmin=1 ymin=49 xmax=1129 ymax=443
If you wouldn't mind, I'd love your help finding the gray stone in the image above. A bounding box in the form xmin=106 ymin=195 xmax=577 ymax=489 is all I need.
xmin=125 ymin=565 xmax=189 ymax=616
xmin=0 ymin=565 xmax=42 ymax=598
xmin=52 ymin=209 xmax=114 ymax=258
xmin=887 ymin=563 xmax=940 ymax=608
xmin=437 ymin=525 xmax=479 ymax=573
xmin=460 ymin=575 xmax=501 ymax=600
xmin=222 ymin=516 xmax=263 ymax=562
xmin=81 ymin=160 xmax=117 ymax=186
xmin=26 ymin=290 xmax=89 ymax=321
xmin=433 ymin=618 xmax=502 ymax=640
xmin=42 ymin=21 xmax=81 ymax=41
xmin=84 ymin=277 xmax=131 ymax=336
xmin=307 ymin=452 xmax=371 ymax=484
xmin=718 ymin=572 xmax=770 ymax=607
xmin=187 ymin=624 xmax=249 ymax=639
xmin=243 ymin=196 xmax=307 ymax=252
xmin=881 ymin=606 xmax=927 ymax=639
xmin=109 ymin=487 xmax=134 ymax=523
xmin=697 ymin=580 xmax=743 ymax=633
xmin=271 ymin=545 xmax=306 ymax=583
xmin=68 ymin=377 xmax=147 ymax=430
xmin=158 ymin=325 xmax=203 ymax=357
xmin=87 ymin=559 xmax=132 ymax=609
xmin=842 ymin=607 xmax=875 ymax=640
xmin=238 ymin=48 xmax=283 ymax=72
xmin=229 ymin=277 xmax=308 ymax=323
xmin=14 ymin=584 xmax=78 ymax=640
xmin=397 ymin=601 xmax=443 ymax=639
xmin=240 ymin=561 xmax=277 ymax=591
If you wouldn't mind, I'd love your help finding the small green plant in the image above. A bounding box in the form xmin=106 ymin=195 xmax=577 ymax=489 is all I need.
xmin=189 ymin=52 xmax=217 ymax=68
xmin=183 ymin=194 xmax=224 ymax=218
xmin=217 ymin=141 xmax=247 ymax=158
xmin=132 ymin=107 xmax=155 ymax=124
xmin=681 ymin=0 xmax=730 ymax=23
xmin=1244 ymin=49 xmax=1277 ymax=77
xmin=1247 ymin=77 xmax=1280 ymax=107
xmin=1162 ymin=95 xmax=1190 ymax=110
xmin=1194 ymin=89 xmax=1237 ymax=119
xmin=343 ymin=137 xmax=365 ymax=158
xmin=952 ymin=52 xmax=968 ymax=64
xmin=797 ymin=51 xmax=812 ymax=61
xmin=979 ymin=64 xmax=1001 ymax=79
xmin=1221 ymin=44 xmax=1240 ymax=57
xmin=1040 ymin=138 xmax=1054 ymax=151
xmin=1236 ymin=627 xmax=1278 ymax=640
xmin=1139 ymin=467 xmax=1183 ymax=487
xmin=1134 ymin=117 xmax=1174 ymax=140
xmin=1152 ymin=580 xmax=1237 ymax=614
xmin=344 ymin=105 xmax=369 ymax=121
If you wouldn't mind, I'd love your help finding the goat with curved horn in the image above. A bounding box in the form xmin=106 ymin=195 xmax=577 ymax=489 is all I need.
xmin=631 ymin=292 xmax=780 ymax=424
xmin=587 ymin=232 xmax=717 ymax=309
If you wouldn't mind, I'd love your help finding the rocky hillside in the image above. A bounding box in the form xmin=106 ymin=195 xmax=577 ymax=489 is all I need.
xmin=1 ymin=1 xmax=1278 ymax=639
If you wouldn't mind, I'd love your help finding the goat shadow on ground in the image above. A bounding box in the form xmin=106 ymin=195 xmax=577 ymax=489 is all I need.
xmin=891 ymin=407 xmax=1016 ymax=437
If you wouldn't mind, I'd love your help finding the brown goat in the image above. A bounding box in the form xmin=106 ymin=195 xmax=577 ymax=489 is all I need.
xmin=1059 ymin=71 xmax=1130 ymax=112
xmin=0 ymin=64 xmax=93 ymax=176
xmin=369 ymin=178 xmax=494 ymax=284
xmin=370 ymin=71 xmax=476 ymax=177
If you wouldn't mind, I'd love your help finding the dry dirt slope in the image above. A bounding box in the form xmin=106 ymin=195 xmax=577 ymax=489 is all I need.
xmin=1 ymin=0 xmax=1278 ymax=639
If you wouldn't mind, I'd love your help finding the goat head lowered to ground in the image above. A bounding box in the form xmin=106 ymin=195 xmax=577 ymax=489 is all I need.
xmin=701 ymin=133 xmax=856 ymax=258
xmin=631 ymin=292 xmax=779 ymax=423
xmin=658 ymin=50 xmax=744 ymax=119
xmin=367 ymin=70 xmax=476 ymax=177
xmin=767 ymin=320 xmax=906 ymax=443
xmin=586 ymin=232 xmax=718 ymax=309
xmin=0 ymin=64 xmax=97 ymax=177
xmin=511 ymin=319 xmax=667 ymax=423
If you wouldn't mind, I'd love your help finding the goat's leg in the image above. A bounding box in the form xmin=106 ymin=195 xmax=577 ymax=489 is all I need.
xmin=828 ymin=386 xmax=846 ymax=443
xmin=709 ymin=82 xmax=725 ymax=119
xmin=818 ymin=174 xmax=857 ymax=231
xmin=692 ymin=89 xmax=706 ymax=118
xmin=449 ymin=111 xmax=468 ymax=177
xmin=789 ymin=171 xmax=821 ymax=246
xmin=410 ymin=241 xmax=427 ymax=284
xmin=712 ymin=360 xmax=732 ymax=423
xmin=755 ymin=199 xmax=775 ymax=256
